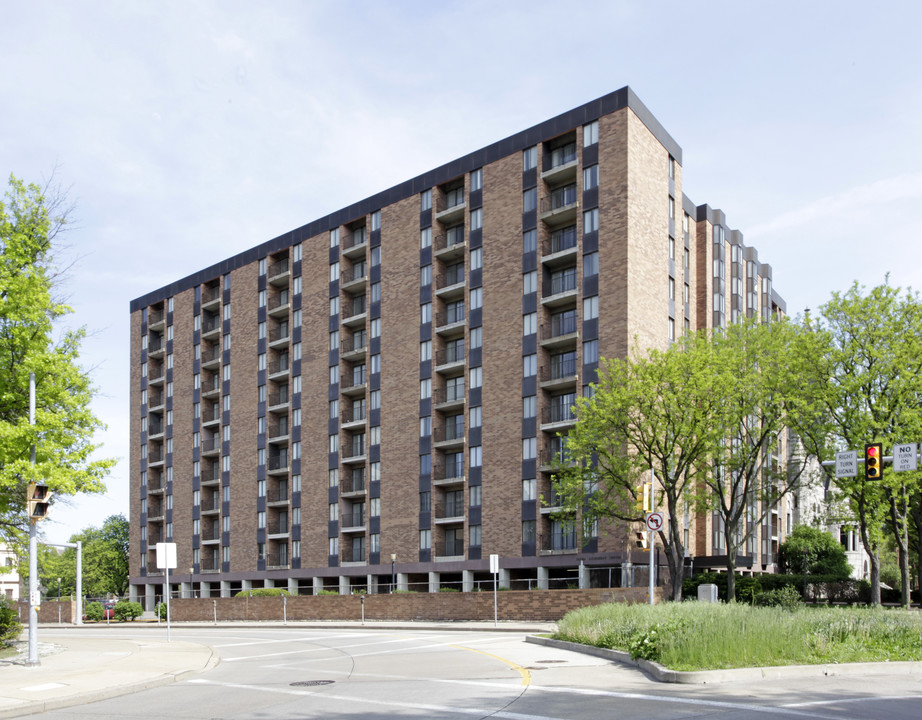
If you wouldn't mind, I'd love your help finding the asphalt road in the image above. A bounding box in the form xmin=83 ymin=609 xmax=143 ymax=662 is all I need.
xmin=30 ymin=625 xmax=922 ymax=719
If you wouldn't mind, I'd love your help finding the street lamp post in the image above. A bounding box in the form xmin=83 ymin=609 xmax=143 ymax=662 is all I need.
xmin=57 ymin=578 xmax=61 ymax=601
xmin=390 ymin=554 xmax=396 ymax=593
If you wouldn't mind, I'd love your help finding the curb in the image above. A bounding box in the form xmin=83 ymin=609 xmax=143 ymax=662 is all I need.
xmin=525 ymin=635 xmax=922 ymax=684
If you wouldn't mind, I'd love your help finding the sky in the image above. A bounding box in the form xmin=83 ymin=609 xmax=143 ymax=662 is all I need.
xmin=1 ymin=0 xmax=921 ymax=545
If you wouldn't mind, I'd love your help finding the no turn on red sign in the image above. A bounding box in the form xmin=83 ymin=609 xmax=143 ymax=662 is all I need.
xmin=646 ymin=512 xmax=665 ymax=532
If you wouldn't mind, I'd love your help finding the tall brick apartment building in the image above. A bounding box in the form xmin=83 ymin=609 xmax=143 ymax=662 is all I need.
xmin=129 ymin=87 xmax=788 ymax=605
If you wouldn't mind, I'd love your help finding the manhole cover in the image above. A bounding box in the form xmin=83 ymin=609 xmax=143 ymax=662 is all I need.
xmin=290 ymin=680 xmax=335 ymax=687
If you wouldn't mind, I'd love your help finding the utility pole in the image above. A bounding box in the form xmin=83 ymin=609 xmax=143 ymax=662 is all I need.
xmin=27 ymin=373 xmax=38 ymax=666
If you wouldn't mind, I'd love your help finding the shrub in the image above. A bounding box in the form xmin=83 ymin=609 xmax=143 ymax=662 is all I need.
xmin=113 ymin=600 xmax=143 ymax=622
xmin=0 ymin=596 xmax=22 ymax=645
xmin=316 ymin=589 xmax=339 ymax=596
xmin=438 ymin=587 xmax=460 ymax=592
xmin=84 ymin=601 xmax=105 ymax=621
xmin=754 ymin=585 xmax=802 ymax=610
xmin=155 ymin=602 xmax=167 ymax=620
xmin=234 ymin=588 xmax=293 ymax=597
xmin=778 ymin=525 xmax=851 ymax=579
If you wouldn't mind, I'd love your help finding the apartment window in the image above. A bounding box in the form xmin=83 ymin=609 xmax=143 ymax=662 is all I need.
xmin=684 ymin=247 xmax=690 ymax=270
xmin=371 ymin=353 xmax=381 ymax=374
xmin=371 ymin=281 xmax=381 ymax=303
xmin=371 ymin=318 xmax=381 ymax=338
xmin=470 ymin=405 xmax=481 ymax=428
xmin=421 ymin=189 xmax=432 ymax=212
xmin=370 ymin=460 xmax=380 ymax=481
xmin=420 ymin=227 xmax=432 ymax=248
xmin=330 ymin=297 xmax=339 ymax=316
xmin=583 ymin=295 xmax=599 ymax=320
xmin=420 ymin=416 xmax=431 ymax=437
xmin=523 ymin=188 xmax=537 ymax=212
xmin=523 ymin=271 xmax=537 ymax=295
xmin=668 ymin=318 xmax=676 ymax=342
xmin=669 ymin=277 xmax=675 ymax=301
xmin=420 ymin=453 xmax=431 ymax=475
xmin=523 ymin=478 xmax=537 ymax=501
xmin=471 ymin=247 xmax=482 ymax=270
xmin=583 ymin=208 xmax=599 ymax=233
xmin=470 ymin=445 xmax=482 ymax=467
xmin=259 ymin=258 xmax=267 ymax=275
xmin=470 ymin=366 xmax=482 ymax=388
xmin=523 ymin=354 xmax=537 ymax=377
xmin=421 ymin=302 xmax=432 ymax=324
xmin=523 ymin=312 xmax=537 ymax=336
xmin=550 ymin=266 xmax=577 ymax=295
xmin=421 ymin=264 xmax=432 ymax=286
xmin=330 ymin=228 xmax=340 ymax=247
xmin=329 ymin=399 xmax=339 ymax=419
xmin=329 ymin=365 xmax=339 ymax=384
xmin=420 ymin=378 xmax=432 ymax=399
xmin=371 ymin=246 xmax=381 ymax=267
xmin=371 ymin=210 xmax=381 ymax=232
xmin=582 ymin=164 xmax=598 ymax=190
xmin=420 ymin=529 xmax=431 ymax=551
xmin=293 ymin=309 xmax=302 ymax=327
xmin=370 ymin=497 xmax=381 ymax=517
xmin=370 ymin=389 xmax=380 ymax=410
xmin=668 ymin=196 xmax=675 ymax=220
xmin=523 ymin=229 xmax=537 ymax=253
xmin=523 ymin=395 xmax=536 ymax=418
xmin=583 ymin=120 xmax=599 ymax=146
xmin=470 ymin=525 xmax=482 ymax=547
xmin=470 ymin=208 xmax=482 ymax=231
xmin=329 ymin=538 xmax=339 ymax=555
xmin=470 ymin=287 xmax=482 ymax=310
xmin=669 ymin=236 xmax=676 ymax=261
xmin=583 ymin=339 xmax=599 ymax=364
xmin=470 ymin=168 xmax=482 ymax=191
xmin=329 ymin=261 xmax=340 ymax=283
xmin=420 ymin=340 xmax=432 ymax=361
xmin=523 ymin=437 xmax=536 ymax=460
xmin=329 ymin=434 xmax=338 ymax=452
xmin=523 ymin=146 xmax=537 ymax=171
xmin=470 ymin=327 xmax=482 ymax=349
xmin=583 ymin=252 xmax=599 ymax=277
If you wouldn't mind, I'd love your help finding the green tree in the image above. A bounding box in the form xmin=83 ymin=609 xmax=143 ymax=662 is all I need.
xmin=793 ymin=281 xmax=922 ymax=606
xmin=778 ymin=524 xmax=851 ymax=578
xmin=37 ymin=515 xmax=130 ymax=598
xmin=552 ymin=332 xmax=727 ymax=601
xmin=699 ymin=318 xmax=814 ymax=601
xmin=0 ymin=174 xmax=114 ymax=545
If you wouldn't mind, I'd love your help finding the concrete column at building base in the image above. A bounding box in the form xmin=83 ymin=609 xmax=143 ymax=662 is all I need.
xmin=287 ymin=577 xmax=298 ymax=595
xmin=367 ymin=575 xmax=379 ymax=595
xmin=242 ymin=579 xmax=253 ymax=594
xmin=220 ymin=580 xmax=231 ymax=598
xmin=428 ymin=572 xmax=440 ymax=593
xmin=621 ymin=562 xmax=633 ymax=588
xmin=145 ymin=583 xmax=156 ymax=612
xmin=339 ymin=576 xmax=350 ymax=595
xmin=312 ymin=577 xmax=324 ymax=595
xmin=578 ymin=561 xmax=588 ymax=589
xmin=462 ymin=570 xmax=474 ymax=592
xmin=537 ymin=567 xmax=549 ymax=590
xmin=396 ymin=573 xmax=408 ymax=592
xmin=499 ymin=569 xmax=510 ymax=589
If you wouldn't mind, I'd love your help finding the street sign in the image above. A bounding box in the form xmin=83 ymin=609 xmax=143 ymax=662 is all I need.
xmin=893 ymin=443 xmax=918 ymax=472
xmin=835 ymin=451 xmax=858 ymax=478
xmin=155 ymin=542 xmax=177 ymax=570
xmin=646 ymin=512 xmax=664 ymax=532
xmin=489 ymin=553 xmax=499 ymax=574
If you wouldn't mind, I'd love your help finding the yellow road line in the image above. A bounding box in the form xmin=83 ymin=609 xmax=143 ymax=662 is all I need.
xmin=449 ymin=644 xmax=532 ymax=686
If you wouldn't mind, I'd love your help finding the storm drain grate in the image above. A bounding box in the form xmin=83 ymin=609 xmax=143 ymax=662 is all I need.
xmin=290 ymin=680 xmax=335 ymax=687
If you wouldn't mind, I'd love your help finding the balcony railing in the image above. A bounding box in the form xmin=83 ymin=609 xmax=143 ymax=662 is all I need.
xmin=547 ymin=226 xmax=578 ymax=255
xmin=436 ymin=539 xmax=464 ymax=557
xmin=268 ymin=453 xmax=289 ymax=472
xmin=433 ymin=385 xmax=465 ymax=405
xmin=543 ymin=403 xmax=577 ymax=424
xmin=202 ymin=286 xmax=221 ymax=305
xmin=268 ymin=391 xmax=289 ymax=407
xmin=342 ymin=476 xmax=366 ymax=495
xmin=547 ymin=273 xmax=578 ymax=296
xmin=343 ymin=511 xmax=365 ymax=528
xmin=435 ymin=345 xmax=465 ymax=366
xmin=268 ymin=258 xmax=290 ymax=278
xmin=540 ymin=529 xmax=578 ymax=552
xmin=433 ymin=423 xmax=464 ymax=444
xmin=549 ymin=143 xmax=577 ymax=169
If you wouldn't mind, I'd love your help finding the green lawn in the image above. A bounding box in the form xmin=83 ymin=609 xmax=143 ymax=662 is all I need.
xmin=554 ymin=602 xmax=922 ymax=671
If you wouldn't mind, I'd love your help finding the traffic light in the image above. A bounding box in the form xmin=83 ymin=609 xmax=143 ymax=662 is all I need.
xmin=865 ymin=443 xmax=883 ymax=480
xmin=27 ymin=481 xmax=52 ymax=522
xmin=635 ymin=531 xmax=648 ymax=549
xmin=636 ymin=482 xmax=652 ymax=514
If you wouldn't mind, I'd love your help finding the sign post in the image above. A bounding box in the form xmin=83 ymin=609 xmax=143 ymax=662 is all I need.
xmin=645 ymin=511 xmax=664 ymax=605
xmin=489 ymin=553 xmax=499 ymax=627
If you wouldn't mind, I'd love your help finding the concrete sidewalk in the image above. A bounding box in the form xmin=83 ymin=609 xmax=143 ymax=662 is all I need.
xmin=0 ymin=632 xmax=218 ymax=718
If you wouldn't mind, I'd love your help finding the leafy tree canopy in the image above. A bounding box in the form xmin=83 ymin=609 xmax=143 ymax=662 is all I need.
xmin=778 ymin=524 xmax=851 ymax=579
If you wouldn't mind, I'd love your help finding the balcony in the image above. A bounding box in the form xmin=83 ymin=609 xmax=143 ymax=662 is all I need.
xmin=434 ymin=347 xmax=465 ymax=374
xmin=200 ymin=435 xmax=221 ymax=456
xmin=268 ymin=356 xmax=290 ymax=379
xmin=147 ymin=366 xmax=165 ymax=386
xmin=434 ymin=306 xmax=465 ymax=336
xmin=435 ymin=192 xmax=466 ymax=225
xmin=433 ymin=228 xmax=466 ymax=260
xmin=432 ymin=423 xmax=465 ymax=449
xmin=541 ymin=273 xmax=578 ymax=308
xmin=201 ymin=286 xmax=221 ymax=310
xmin=539 ymin=359 xmax=578 ymax=390
xmin=148 ymin=309 xmax=166 ymax=330
xmin=540 ymin=319 xmax=578 ymax=350
xmin=268 ymin=453 xmax=289 ymax=475
xmin=267 ymin=519 xmax=290 ymax=537
xmin=435 ymin=539 xmax=465 ymax=559
xmin=542 ymin=227 xmax=579 ymax=268
xmin=434 ymin=500 xmax=465 ymax=524
xmin=201 ymin=316 xmax=221 ymax=339
xmin=147 ymin=390 xmax=165 ymax=410
xmin=341 ymin=266 xmax=367 ymax=293
xmin=267 ymin=420 xmax=289 ymax=442
xmin=200 ymin=555 xmax=220 ymax=572
xmin=342 ymin=299 xmax=367 ymax=328
xmin=434 ymin=272 xmax=465 ymax=300
xmin=268 ymin=258 xmax=291 ymax=287
xmin=268 ymin=291 xmax=291 ymax=318
xmin=341 ymin=407 xmax=366 ymax=429
xmin=341 ymin=511 xmax=366 ymax=532
xmin=200 ymin=495 xmax=221 ymax=513
xmin=147 ymin=335 xmax=165 ymax=358
xmin=541 ymin=403 xmax=577 ymax=429
xmin=541 ymin=145 xmax=578 ymax=185
xmin=265 ymin=552 xmax=290 ymax=570
xmin=540 ymin=185 xmax=579 ymax=227
xmin=200 ymin=345 xmax=221 ymax=369
xmin=200 ymin=376 xmax=220 ymax=398
xmin=341 ymin=336 xmax=367 ymax=360
xmin=268 ymin=326 xmax=290 ymax=348
xmin=433 ymin=385 xmax=465 ymax=411
xmin=342 ymin=229 xmax=368 ymax=260
xmin=342 ymin=439 xmax=366 ymax=465
xmin=341 ymin=475 xmax=366 ymax=498
xmin=433 ymin=463 xmax=464 ymax=487
xmin=538 ymin=529 xmax=579 ymax=555
xmin=147 ymin=447 xmax=165 ymax=466
xmin=201 ymin=405 xmax=221 ymax=427
xmin=267 ymin=390 xmax=290 ymax=410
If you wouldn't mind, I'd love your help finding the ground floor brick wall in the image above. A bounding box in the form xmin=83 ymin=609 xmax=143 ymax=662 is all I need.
xmin=166 ymin=587 xmax=659 ymax=623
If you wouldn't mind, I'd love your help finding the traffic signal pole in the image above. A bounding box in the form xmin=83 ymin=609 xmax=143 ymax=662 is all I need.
xmin=27 ymin=373 xmax=38 ymax=666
